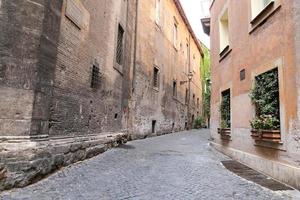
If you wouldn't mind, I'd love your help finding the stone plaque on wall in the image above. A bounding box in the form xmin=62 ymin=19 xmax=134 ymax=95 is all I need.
xmin=65 ymin=0 xmax=85 ymax=29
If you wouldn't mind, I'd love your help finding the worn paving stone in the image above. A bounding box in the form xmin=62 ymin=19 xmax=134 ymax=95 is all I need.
xmin=0 ymin=130 xmax=293 ymax=200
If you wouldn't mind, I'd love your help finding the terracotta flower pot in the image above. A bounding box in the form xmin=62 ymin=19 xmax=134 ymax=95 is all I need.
xmin=251 ymin=129 xmax=281 ymax=143
xmin=218 ymin=128 xmax=231 ymax=140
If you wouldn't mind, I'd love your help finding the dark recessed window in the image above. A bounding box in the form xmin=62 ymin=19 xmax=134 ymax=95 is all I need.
xmin=153 ymin=67 xmax=159 ymax=88
xmin=240 ymin=69 xmax=246 ymax=81
xmin=152 ymin=120 xmax=156 ymax=133
xmin=173 ymin=80 xmax=177 ymax=97
xmin=116 ymin=24 xmax=124 ymax=65
xmin=91 ymin=65 xmax=100 ymax=88
xmin=114 ymin=113 xmax=118 ymax=119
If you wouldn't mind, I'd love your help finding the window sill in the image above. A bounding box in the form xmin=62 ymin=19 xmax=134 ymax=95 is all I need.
xmin=173 ymin=45 xmax=179 ymax=52
xmin=153 ymin=87 xmax=159 ymax=92
xmin=114 ymin=63 xmax=123 ymax=75
xmin=251 ymin=129 xmax=286 ymax=151
xmin=219 ymin=45 xmax=232 ymax=62
xmin=249 ymin=2 xmax=281 ymax=34
xmin=155 ymin=22 xmax=162 ymax=31
xmin=218 ymin=128 xmax=232 ymax=141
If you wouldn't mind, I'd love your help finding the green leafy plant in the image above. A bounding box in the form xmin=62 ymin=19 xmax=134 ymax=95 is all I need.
xmin=250 ymin=68 xmax=280 ymax=130
xmin=220 ymin=120 xmax=228 ymax=129
xmin=250 ymin=115 xmax=280 ymax=130
xmin=200 ymin=43 xmax=211 ymax=127
xmin=194 ymin=116 xmax=205 ymax=129
xmin=220 ymin=90 xmax=231 ymax=129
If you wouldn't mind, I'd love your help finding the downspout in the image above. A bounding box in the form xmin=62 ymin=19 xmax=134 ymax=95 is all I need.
xmin=132 ymin=0 xmax=139 ymax=92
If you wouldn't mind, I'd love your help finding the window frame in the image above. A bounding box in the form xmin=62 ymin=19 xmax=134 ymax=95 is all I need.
xmin=218 ymin=6 xmax=232 ymax=62
xmin=114 ymin=23 xmax=125 ymax=75
xmin=91 ymin=64 xmax=100 ymax=89
xmin=249 ymin=0 xmax=281 ymax=34
xmin=173 ymin=21 xmax=178 ymax=49
xmin=116 ymin=24 xmax=125 ymax=66
xmin=250 ymin=58 xmax=286 ymax=150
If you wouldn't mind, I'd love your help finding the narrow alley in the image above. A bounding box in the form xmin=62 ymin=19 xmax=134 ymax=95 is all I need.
xmin=1 ymin=130 xmax=295 ymax=200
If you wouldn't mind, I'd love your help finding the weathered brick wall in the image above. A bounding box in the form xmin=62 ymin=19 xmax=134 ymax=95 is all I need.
xmin=49 ymin=0 xmax=135 ymax=137
xmin=0 ymin=0 xmax=62 ymax=138
xmin=0 ymin=0 xmax=136 ymax=190
xmin=130 ymin=0 xmax=203 ymax=138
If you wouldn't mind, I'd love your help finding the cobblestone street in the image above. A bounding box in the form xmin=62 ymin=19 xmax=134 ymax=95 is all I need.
xmin=0 ymin=130 xmax=295 ymax=200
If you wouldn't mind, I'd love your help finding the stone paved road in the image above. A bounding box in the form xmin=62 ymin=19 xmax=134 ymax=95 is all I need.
xmin=0 ymin=130 xmax=294 ymax=200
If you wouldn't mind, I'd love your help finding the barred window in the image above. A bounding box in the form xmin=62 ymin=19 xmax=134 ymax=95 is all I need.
xmin=153 ymin=67 xmax=159 ymax=88
xmin=116 ymin=24 xmax=124 ymax=65
xmin=91 ymin=65 xmax=100 ymax=88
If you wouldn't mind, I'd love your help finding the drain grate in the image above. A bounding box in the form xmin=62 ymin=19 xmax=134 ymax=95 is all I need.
xmin=221 ymin=160 xmax=293 ymax=191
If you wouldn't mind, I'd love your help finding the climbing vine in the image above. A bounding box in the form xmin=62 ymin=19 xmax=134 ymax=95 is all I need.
xmin=250 ymin=68 xmax=280 ymax=130
xmin=200 ymin=43 xmax=211 ymax=126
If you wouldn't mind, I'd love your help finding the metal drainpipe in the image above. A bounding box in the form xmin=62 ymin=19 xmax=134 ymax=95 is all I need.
xmin=132 ymin=0 xmax=139 ymax=93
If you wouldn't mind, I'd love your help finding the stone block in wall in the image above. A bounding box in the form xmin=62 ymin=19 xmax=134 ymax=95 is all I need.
xmin=0 ymin=132 xmax=128 ymax=191
xmin=0 ymin=87 xmax=34 ymax=120
xmin=0 ymin=119 xmax=31 ymax=137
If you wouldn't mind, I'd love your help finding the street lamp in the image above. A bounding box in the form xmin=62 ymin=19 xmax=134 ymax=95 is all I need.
xmin=188 ymin=72 xmax=193 ymax=81
xmin=180 ymin=72 xmax=194 ymax=85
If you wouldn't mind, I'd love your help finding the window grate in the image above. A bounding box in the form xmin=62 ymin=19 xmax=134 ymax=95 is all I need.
xmin=153 ymin=67 xmax=159 ymax=88
xmin=116 ymin=24 xmax=124 ymax=65
xmin=91 ymin=65 xmax=100 ymax=89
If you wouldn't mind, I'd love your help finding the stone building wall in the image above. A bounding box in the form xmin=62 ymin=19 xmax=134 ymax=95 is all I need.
xmin=49 ymin=0 xmax=134 ymax=137
xmin=209 ymin=0 xmax=300 ymax=189
xmin=0 ymin=0 xmax=136 ymax=190
xmin=130 ymin=0 xmax=203 ymax=139
xmin=0 ymin=0 xmax=63 ymax=140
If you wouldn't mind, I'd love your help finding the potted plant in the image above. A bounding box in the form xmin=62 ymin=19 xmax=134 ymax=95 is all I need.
xmin=194 ymin=116 xmax=205 ymax=129
xmin=218 ymin=90 xmax=231 ymax=140
xmin=250 ymin=68 xmax=281 ymax=143
xmin=250 ymin=115 xmax=281 ymax=142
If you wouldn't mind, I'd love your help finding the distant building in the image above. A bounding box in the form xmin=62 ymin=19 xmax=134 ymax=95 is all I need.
xmin=203 ymin=0 xmax=300 ymax=190
xmin=130 ymin=0 xmax=203 ymax=139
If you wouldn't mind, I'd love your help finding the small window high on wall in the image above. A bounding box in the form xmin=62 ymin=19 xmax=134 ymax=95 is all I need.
xmin=251 ymin=0 xmax=273 ymax=19
xmin=173 ymin=23 xmax=178 ymax=48
xmin=219 ymin=8 xmax=229 ymax=53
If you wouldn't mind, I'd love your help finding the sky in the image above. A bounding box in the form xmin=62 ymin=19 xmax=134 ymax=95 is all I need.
xmin=179 ymin=0 xmax=211 ymax=48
